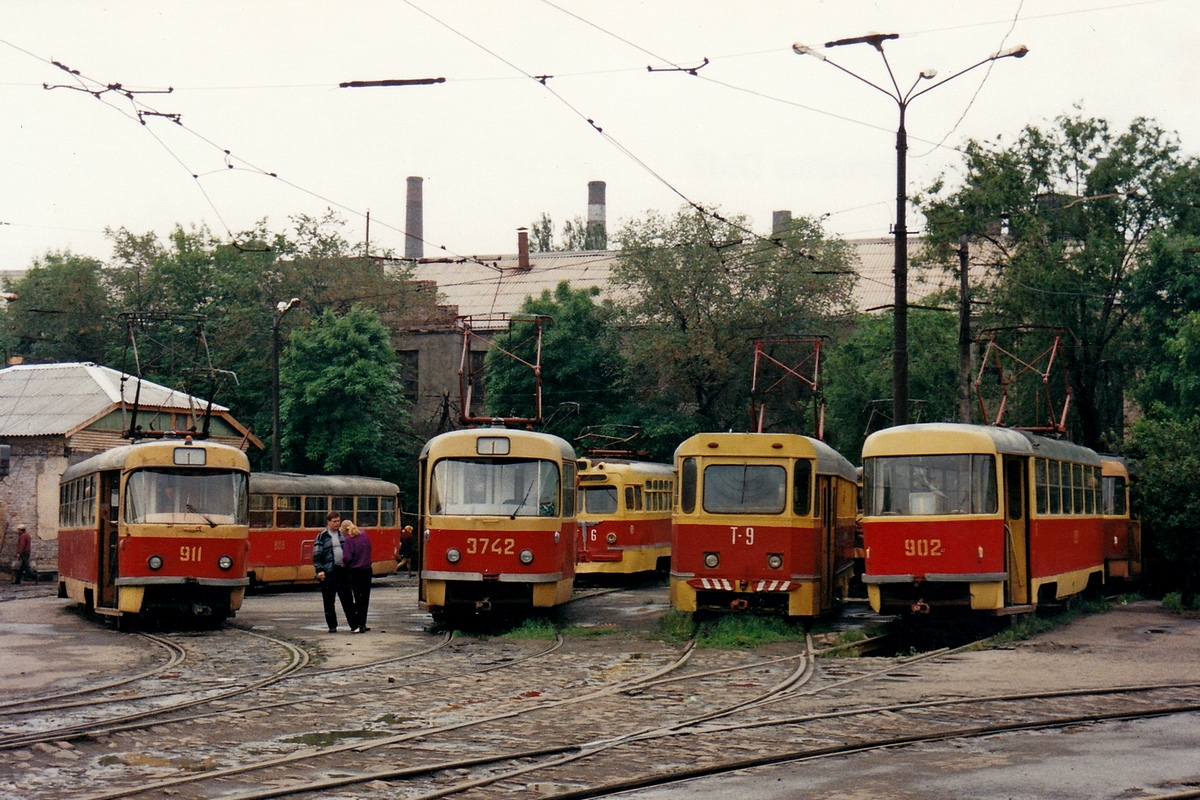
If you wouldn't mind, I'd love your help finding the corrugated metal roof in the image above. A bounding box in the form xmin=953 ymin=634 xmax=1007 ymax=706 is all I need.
xmin=411 ymin=239 xmax=955 ymax=320
xmin=0 ymin=362 xmax=229 ymax=437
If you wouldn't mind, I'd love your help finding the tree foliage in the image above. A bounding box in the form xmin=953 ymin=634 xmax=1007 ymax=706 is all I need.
xmin=0 ymin=251 xmax=114 ymax=364
xmin=279 ymin=306 xmax=411 ymax=481
xmin=484 ymin=282 xmax=626 ymax=444
xmin=918 ymin=112 xmax=1196 ymax=450
xmin=610 ymin=207 xmax=856 ymax=450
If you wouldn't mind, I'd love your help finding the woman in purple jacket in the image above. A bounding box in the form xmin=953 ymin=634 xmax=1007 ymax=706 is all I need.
xmin=340 ymin=520 xmax=373 ymax=633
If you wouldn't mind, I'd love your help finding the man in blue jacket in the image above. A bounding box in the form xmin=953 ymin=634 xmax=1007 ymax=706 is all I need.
xmin=312 ymin=512 xmax=357 ymax=632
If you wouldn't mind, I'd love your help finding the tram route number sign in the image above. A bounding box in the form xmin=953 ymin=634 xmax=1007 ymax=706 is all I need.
xmin=903 ymin=538 xmax=944 ymax=557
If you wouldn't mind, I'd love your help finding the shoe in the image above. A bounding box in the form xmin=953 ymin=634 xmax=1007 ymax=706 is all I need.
xmin=328 ymin=627 xmax=337 ymax=633
xmin=360 ymin=626 xmax=370 ymax=632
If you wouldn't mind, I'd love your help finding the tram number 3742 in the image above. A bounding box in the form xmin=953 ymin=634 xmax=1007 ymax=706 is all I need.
xmin=465 ymin=537 xmax=517 ymax=555
xmin=903 ymin=538 xmax=944 ymax=557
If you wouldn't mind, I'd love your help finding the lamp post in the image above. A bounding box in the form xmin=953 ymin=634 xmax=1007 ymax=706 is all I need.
xmin=794 ymin=36 xmax=1027 ymax=427
xmin=271 ymin=298 xmax=300 ymax=471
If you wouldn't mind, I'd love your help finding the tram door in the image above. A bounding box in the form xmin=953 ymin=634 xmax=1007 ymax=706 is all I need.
xmin=819 ymin=475 xmax=835 ymax=610
xmin=98 ymin=471 xmax=121 ymax=609
xmin=1003 ymin=457 xmax=1030 ymax=606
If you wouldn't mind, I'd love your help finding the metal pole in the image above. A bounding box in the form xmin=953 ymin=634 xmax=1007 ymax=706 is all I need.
xmin=271 ymin=314 xmax=282 ymax=471
xmin=893 ymin=104 xmax=909 ymax=427
xmin=958 ymin=234 xmax=972 ymax=423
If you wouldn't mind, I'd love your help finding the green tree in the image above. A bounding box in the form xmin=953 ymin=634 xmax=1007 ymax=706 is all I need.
xmin=279 ymin=306 xmax=411 ymax=479
xmin=611 ymin=206 xmax=855 ymax=450
xmin=1129 ymin=415 xmax=1200 ymax=604
xmin=824 ymin=309 xmax=959 ymax=457
xmin=918 ymin=112 xmax=1194 ymax=450
xmin=527 ymin=213 xmax=606 ymax=252
xmin=0 ymin=251 xmax=114 ymax=364
xmin=484 ymin=282 xmax=626 ymax=443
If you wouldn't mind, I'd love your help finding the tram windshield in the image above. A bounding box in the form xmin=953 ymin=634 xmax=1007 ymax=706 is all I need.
xmin=703 ymin=464 xmax=787 ymax=515
xmin=580 ymin=486 xmax=618 ymax=515
xmin=125 ymin=469 xmax=250 ymax=526
xmin=430 ymin=458 xmax=561 ymax=517
xmin=863 ymin=455 xmax=998 ymax=516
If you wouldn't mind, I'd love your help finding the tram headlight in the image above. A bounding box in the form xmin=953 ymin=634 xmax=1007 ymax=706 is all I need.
xmin=446 ymin=548 xmax=462 ymax=564
xmin=605 ymin=532 xmax=617 ymax=545
xmin=767 ymin=554 xmax=784 ymax=570
xmin=218 ymin=555 xmax=234 ymax=571
xmin=519 ymin=549 xmax=535 ymax=565
xmin=147 ymin=555 xmax=164 ymax=571
xmin=703 ymin=552 xmax=719 ymax=569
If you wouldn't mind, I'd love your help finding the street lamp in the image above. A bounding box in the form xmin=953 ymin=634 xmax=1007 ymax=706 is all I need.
xmin=794 ymin=36 xmax=1027 ymax=426
xmin=271 ymin=298 xmax=300 ymax=471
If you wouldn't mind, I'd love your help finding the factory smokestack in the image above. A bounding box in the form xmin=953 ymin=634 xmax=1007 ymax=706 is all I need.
xmin=772 ymin=210 xmax=793 ymax=235
xmin=517 ymin=228 xmax=530 ymax=271
xmin=405 ymin=176 xmax=424 ymax=260
xmin=586 ymin=180 xmax=607 ymax=250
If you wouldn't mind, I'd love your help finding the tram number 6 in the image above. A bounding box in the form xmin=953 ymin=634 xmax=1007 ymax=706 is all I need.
xmin=465 ymin=537 xmax=516 ymax=555
xmin=180 ymin=545 xmax=203 ymax=562
xmin=903 ymin=539 xmax=943 ymax=557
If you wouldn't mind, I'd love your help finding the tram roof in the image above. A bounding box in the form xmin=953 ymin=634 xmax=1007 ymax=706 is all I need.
xmin=419 ymin=427 xmax=577 ymax=460
xmin=862 ymin=423 xmax=1101 ymax=465
xmin=61 ymin=438 xmax=250 ymax=481
xmin=248 ymin=472 xmax=400 ymax=496
xmin=577 ymin=458 xmax=674 ymax=478
xmin=673 ymin=432 xmax=858 ymax=484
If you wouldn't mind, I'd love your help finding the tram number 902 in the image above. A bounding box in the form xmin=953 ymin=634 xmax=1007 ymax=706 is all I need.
xmin=903 ymin=538 xmax=943 ymax=557
xmin=465 ymin=537 xmax=516 ymax=556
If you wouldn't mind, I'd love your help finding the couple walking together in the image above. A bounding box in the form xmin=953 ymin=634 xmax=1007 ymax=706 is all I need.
xmin=313 ymin=511 xmax=372 ymax=633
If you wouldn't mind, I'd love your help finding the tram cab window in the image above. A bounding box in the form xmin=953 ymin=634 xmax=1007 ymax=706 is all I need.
xmin=680 ymin=458 xmax=697 ymax=514
xmin=703 ymin=464 xmax=786 ymax=515
xmin=124 ymin=468 xmax=249 ymax=525
xmin=863 ymin=455 xmax=997 ymax=516
xmin=582 ymin=487 xmax=619 ymax=515
xmin=430 ymin=458 xmax=561 ymax=518
xmin=793 ymin=460 xmax=813 ymax=516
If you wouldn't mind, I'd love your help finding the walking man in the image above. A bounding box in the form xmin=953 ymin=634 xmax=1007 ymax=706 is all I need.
xmin=13 ymin=524 xmax=37 ymax=584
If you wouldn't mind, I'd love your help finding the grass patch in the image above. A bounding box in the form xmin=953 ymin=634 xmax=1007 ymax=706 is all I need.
xmin=985 ymin=596 xmax=1112 ymax=646
xmin=497 ymin=617 xmax=559 ymax=640
xmin=1162 ymin=591 xmax=1200 ymax=612
xmin=694 ymin=614 xmax=807 ymax=649
xmin=653 ymin=609 xmax=696 ymax=644
xmin=560 ymin=624 xmax=619 ymax=637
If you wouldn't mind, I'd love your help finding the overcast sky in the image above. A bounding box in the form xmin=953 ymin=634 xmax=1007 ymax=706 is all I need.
xmin=2 ymin=1 xmax=1196 ymax=270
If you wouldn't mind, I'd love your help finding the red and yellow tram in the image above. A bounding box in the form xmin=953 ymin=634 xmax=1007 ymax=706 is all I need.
xmin=57 ymin=438 xmax=250 ymax=626
xmin=860 ymin=423 xmax=1106 ymax=615
xmin=576 ymin=458 xmax=673 ymax=577
xmin=670 ymin=432 xmax=858 ymax=617
xmin=418 ymin=426 xmax=578 ymax=621
xmin=247 ymin=473 xmax=401 ymax=586
xmin=1100 ymin=456 xmax=1141 ymax=582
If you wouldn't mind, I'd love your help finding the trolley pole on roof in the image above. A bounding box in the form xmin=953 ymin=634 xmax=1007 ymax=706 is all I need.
xmin=793 ymin=36 xmax=1027 ymax=427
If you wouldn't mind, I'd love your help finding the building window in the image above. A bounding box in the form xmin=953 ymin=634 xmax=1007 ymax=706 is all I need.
xmin=397 ymin=350 xmax=419 ymax=405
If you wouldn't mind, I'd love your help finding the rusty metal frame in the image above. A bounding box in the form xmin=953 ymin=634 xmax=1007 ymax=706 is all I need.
xmin=457 ymin=313 xmax=552 ymax=426
xmin=749 ymin=335 xmax=827 ymax=439
xmin=974 ymin=326 xmax=1073 ymax=434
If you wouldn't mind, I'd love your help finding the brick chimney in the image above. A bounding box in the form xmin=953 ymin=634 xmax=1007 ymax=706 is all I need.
xmin=517 ymin=227 xmax=530 ymax=271
xmin=586 ymin=180 xmax=607 ymax=250
xmin=405 ymin=176 xmax=424 ymax=260
xmin=772 ymin=210 xmax=792 ymax=235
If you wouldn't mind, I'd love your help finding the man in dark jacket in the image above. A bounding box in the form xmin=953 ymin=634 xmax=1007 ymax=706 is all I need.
xmin=312 ymin=512 xmax=356 ymax=632
xmin=13 ymin=524 xmax=37 ymax=584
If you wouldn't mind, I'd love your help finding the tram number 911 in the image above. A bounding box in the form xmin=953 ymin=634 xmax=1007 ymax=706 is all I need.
xmin=903 ymin=538 xmax=943 ymax=557
xmin=465 ymin=537 xmax=517 ymax=556
xmin=180 ymin=545 xmax=204 ymax=562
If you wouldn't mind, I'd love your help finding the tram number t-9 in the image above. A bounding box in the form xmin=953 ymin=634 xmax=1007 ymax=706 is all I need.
xmin=180 ymin=545 xmax=204 ymax=562
xmin=903 ymin=539 xmax=943 ymax=557
xmin=465 ymin=537 xmax=516 ymax=555
xmin=730 ymin=527 xmax=755 ymax=545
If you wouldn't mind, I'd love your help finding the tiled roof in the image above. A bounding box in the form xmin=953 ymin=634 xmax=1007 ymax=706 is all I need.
xmin=411 ymin=239 xmax=955 ymax=320
xmin=0 ymin=362 xmax=229 ymax=437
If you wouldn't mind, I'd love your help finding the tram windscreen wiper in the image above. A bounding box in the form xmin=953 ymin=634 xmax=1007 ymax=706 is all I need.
xmin=186 ymin=502 xmax=218 ymax=528
xmin=510 ymin=481 xmax=535 ymax=520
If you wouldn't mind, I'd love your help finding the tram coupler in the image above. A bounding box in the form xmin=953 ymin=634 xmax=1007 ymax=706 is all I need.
xmin=911 ymin=599 xmax=930 ymax=615
xmin=475 ymin=599 xmax=492 ymax=612
xmin=730 ymin=598 xmax=749 ymax=610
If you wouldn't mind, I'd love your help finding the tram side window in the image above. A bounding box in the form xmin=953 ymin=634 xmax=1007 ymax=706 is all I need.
xmin=332 ymin=496 xmax=354 ymax=523
xmin=357 ymin=495 xmax=380 ymax=527
xmin=561 ymin=460 xmax=576 ymax=518
xmin=680 ymin=458 xmax=697 ymax=514
xmin=249 ymin=493 xmax=275 ymax=528
xmin=1103 ymin=475 xmax=1128 ymax=516
xmin=703 ymin=464 xmax=786 ymax=515
xmin=381 ymin=495 xmax=397 ymax=526
xmin=1035 ymin=459 xmax=1048 ymax=514
xmin=305 ymin=495 xmax=328 ymax=528
xmin=1083 ymin=465 xmax=1096 ymax=514
xmin=793 ymin=460 xmax=812 ymax=516
xmin=626 ymin=486 xmax=643 ymax=512
xmin=1048 ymin=461 xmax=1061 ymax=514
xmin=84 ymin=475 xmax=96 ymax=526
xmin=276 ymin=495 xmax=302 ymax=528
